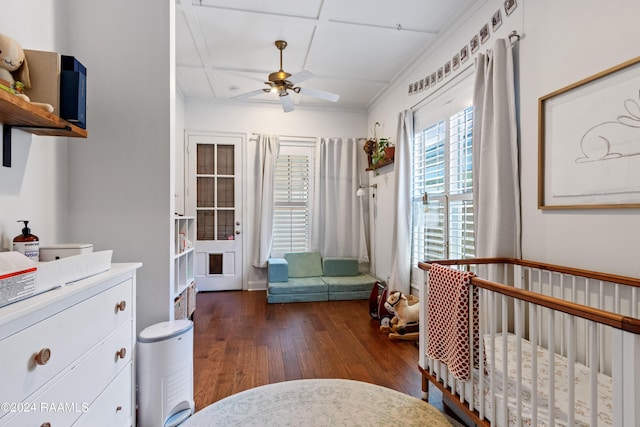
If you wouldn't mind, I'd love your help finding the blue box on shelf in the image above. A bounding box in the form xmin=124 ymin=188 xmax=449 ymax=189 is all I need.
xmin=60 ymin=55 xmax=86 ymax=129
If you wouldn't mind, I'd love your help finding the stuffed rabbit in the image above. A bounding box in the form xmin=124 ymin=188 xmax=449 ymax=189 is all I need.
xmin=0 ymin=33 xmax=31 ymax=101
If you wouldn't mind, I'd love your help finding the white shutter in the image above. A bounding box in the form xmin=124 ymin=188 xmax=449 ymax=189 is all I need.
xmin=448 ymin=106 xmax=474 ymax=259
xmin=272 ymin=154 xmax=311 ymax=255
xmin=412 ymin=102 xmax=475 ymax=263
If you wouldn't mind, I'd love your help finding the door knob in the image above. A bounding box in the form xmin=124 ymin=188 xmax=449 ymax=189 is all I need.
xmin=235 ymin=230 xmax=240 ymax=235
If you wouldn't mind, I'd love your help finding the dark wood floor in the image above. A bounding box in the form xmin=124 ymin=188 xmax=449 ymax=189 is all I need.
xmin=191 ymin=290 xmax=445 ymax=413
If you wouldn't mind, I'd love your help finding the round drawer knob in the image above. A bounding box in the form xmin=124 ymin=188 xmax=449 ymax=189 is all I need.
xmin=41 ymin=423 xmax=51 ymax=427
xmin=116 ymin=348 xmax=127 ymax=359
xmin=35 ymin=348 xmax=51 ymax=366
xmin=116 ymin=300 xmax=127 ymax=312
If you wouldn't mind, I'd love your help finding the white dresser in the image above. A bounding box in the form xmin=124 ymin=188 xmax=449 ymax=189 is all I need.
xmin=0 ymin=263 xmax=141 ymax=427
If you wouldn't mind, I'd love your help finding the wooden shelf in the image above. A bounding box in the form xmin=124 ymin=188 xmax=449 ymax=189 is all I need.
xmin=0 ymin=89 xmax=86 ymax=167
xmin=366 ymin=157 xmax=394 ymax=171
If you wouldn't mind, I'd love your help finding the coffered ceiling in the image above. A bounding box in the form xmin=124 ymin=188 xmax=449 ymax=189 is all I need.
xmin=176 ymin=0 xmax=476 ymax=111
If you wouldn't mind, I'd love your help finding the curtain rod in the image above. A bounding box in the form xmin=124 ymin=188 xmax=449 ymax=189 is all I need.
xmin=411 ymin=31 xmax=520 ymax=111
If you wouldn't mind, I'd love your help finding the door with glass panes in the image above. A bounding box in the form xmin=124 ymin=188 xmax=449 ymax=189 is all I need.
xmin=187 ymin=133 xmax=243 ymax=291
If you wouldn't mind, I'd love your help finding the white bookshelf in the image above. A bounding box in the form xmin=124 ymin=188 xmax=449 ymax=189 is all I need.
xmin=173 ymin=216 xmax=195 ymax=311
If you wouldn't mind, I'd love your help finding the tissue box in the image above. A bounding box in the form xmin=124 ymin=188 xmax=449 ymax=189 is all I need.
xmin=40 ymin=244 xmax=93 ymax=262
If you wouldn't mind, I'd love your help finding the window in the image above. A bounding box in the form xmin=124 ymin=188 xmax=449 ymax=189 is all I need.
xmin=412 ymin=90 xmax=474 ymax=268
xmin=271 ymin=143 xmax=315 ymax=256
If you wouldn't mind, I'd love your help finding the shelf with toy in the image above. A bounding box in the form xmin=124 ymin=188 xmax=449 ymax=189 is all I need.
xmin=0 ymin=89 xmax=87 ymax=167
xmin=0 ymin=33 xmax=87 ymax=167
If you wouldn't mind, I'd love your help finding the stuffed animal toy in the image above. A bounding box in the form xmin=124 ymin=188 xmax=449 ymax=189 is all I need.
xmin=0 ymin=33 xmax=31 ymax=101
xmin=384 ymin=291 xmax=419 ymax=332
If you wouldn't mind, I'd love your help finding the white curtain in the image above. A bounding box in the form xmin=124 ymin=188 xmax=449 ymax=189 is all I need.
xmin=472 ymin=38 xmax=521 ymax=258
xmin=251 ymin=134 xmax=278 ymax=267
xmin=389 ymin=110 xmax=413 ymax=295
xmin=313 ymin=137 xmax=369 ymax=262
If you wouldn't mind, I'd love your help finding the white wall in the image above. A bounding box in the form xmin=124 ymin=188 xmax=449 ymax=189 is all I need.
xmin=369 ymin=0 xmax=640 ymax=278
xmin=183 ymin=100 xmax=367 ymax=288
xmin=519 ymin=0 xmax=640 ymax=276
xmin=65 ymin=0 xmax=174 ymax=332
xmin=0 ymin=0 xmax=69 ymax=250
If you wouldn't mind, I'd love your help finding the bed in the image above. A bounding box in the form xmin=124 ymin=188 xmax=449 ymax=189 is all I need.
xmin=418 ymin=258 xmax=640 ymax=426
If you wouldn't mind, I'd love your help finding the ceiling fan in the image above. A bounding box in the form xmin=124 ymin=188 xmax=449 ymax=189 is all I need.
xmin=231 ymin=40 xmax=340 ymax=112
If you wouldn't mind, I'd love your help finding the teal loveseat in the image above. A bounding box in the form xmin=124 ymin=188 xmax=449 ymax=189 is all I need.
xmin=267 ymin=252 xmax=382 ymax=303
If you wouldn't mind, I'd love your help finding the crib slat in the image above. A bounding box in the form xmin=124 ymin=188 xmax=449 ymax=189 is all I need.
xmin=489 ymin=291 xmax=497 ymax=425
xmin=515 ymin=297 xmax=524 ymax=426
xmin=548 ymin=308 xmax=556 ymax=427
xmin=530 ymin=303 xmax=539 ymax=427
xmin=478 ymin=287 xmax=485 ymax=420
xmin=567 ymin=317 xmax=575 ymax=427
xmin=501 ymin=294 xmax=508 ymax=426
xmin=589 ymin=322 xmax=598 ymax=426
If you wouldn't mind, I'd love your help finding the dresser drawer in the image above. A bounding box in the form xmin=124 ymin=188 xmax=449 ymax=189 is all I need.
xmin=0 ymin=320 xmax=133 ymax=426
xmin=73 ymin=363 xmax=133 ymax=427
xmin=0 ymin=278 xmax=132 ymax=408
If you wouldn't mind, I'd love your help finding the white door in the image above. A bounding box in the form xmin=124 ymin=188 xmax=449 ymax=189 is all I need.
xmin=187 ymin=133 xmax=243 ymax=291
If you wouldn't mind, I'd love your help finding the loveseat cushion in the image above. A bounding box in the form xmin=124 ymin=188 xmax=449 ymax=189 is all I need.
xmin=267 ymin=292 xmax=328 ymax=304
xmin=268 ymin=277 xmax=328 ymax=295
xmin=284 ymin=252 xmax=323 ymax=278
xmin=324 ymin=273 xmax=379 ymax=301
xmin=322 ymin=257 xmax=359 ymax=277
xmin=321 ymin=273 xmax=378 ymax=292
xmin=267 ymin=258 xmax=288 ymax=283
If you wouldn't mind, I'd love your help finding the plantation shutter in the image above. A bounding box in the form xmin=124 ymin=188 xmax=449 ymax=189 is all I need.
xmin=411 ymin=105 xmax=474 ymax=264
xmin=272 ymin=153 xmax=311 ymax=254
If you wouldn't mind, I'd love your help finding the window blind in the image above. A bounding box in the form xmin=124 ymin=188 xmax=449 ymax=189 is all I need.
xmin=411 ymin=104 xmax=475 ymax=265
xmin=272 ymin=154 xmax=311 ymax=255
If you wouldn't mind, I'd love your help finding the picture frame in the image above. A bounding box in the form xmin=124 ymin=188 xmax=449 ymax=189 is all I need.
xmin=444 ymin=61 xmax=451 ymax=77
xmin=470 ymin=35 xmax=479 ymax=54
xmin=430 ymin=72 xmax=437 ymax=86
xmin=424 ymin=76 xmax=430 ymax=89
xmin=408 ymin=83 xmax=413 ymax=95
xmin=479 ymin=24 xmax=490 ymax=44
xmin=437 ymin=67 xmax=444 ymax=82
xmin=452 ymin=53 xmax=460 ymax=71
xmin=538 ymin=56 xmax=640 ymax=209
xmin=460 ymin=45 xmax=469 ymax=64
xmin=504 ymin=0 xmax=517 ymax=16
xmin=492 ymin=9 xmax=503 ymax=32
xmin=418 ymin=79 xmax=424 ymax=92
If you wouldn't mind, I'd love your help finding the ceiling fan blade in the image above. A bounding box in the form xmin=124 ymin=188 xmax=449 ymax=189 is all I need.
xmin=287 ymin=70 xmax=315 ymax=85
xmin=230 ymin=88 xmax=268 ymax=100
xmin=297 ymin=87 xmax=340 ymax=102
xmin=279 ymin=93 xmax=294 ymax=112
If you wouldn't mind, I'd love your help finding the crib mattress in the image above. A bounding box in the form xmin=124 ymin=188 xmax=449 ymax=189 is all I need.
xmin=454 ymin=333 xmax=613 ymax=426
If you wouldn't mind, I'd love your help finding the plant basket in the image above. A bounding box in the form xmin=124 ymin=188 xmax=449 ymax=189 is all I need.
xmin=384 ymin=146 xmax=395 ymax=160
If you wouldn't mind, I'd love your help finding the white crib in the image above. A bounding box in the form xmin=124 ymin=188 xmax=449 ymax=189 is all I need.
xmin=418 ymin=258 xmax=640 ymax=427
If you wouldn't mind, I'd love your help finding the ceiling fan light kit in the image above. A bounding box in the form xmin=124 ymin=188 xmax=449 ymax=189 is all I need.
xmin=232 ymin=40 xmax=340 ymax=112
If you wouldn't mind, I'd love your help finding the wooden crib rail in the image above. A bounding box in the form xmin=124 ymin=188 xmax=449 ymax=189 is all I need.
xmin=419 ymin=259 xmax=640 ymax=334
xmin=418 ymin=258 xmax=640 ymax=288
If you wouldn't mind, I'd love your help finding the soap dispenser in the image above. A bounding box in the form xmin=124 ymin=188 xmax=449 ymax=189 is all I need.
xmin=13 ymin=220 xmax=40 ymax=261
